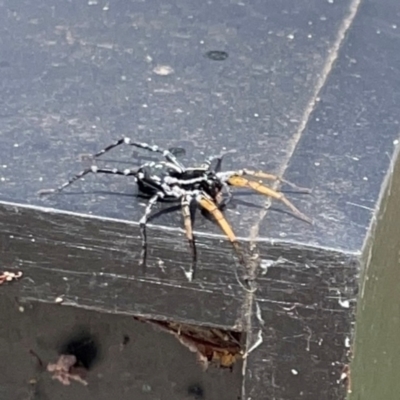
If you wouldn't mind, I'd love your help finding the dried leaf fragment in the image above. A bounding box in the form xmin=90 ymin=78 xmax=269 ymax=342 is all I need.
xmin=134 ymin=317 xmax=243 ymax=370
xmin=47 ymin=355 xmax=88 ymax=386
xmin=0 ymin=271 xmax=23 ymax=285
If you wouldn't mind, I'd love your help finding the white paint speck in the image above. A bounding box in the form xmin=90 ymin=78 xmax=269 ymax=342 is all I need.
xmin=308 ymin=34 xmax=312 ymax=39
xmin=314 ymin=162 xmax=320 ymax=166
xmin=279 ymin=232 xmax=287 ymax=238
xmin=153 ymin=65 xmax=174 ymax=76
xmin=345 ymin=337 xmax=351 ymax=348
xmin=103 ymin=4 xmax=109 ymax=11
xmin=183 ymin=270 xmax=193 ymax=282
xmin=363 ymin=176 xmax=368 ymax=181
xmin=254 ymin=113 xmax=259 ymax=117
xmin=19 ymin=306 xmax=25 ymax=313
xmin=121 ymin=75 xmax=127 ymax=81
xmin=393 ymin=139 xmax=399 ymax=145
xmin=0 ymin=177 xmax=5 ymax=182
xmin=13 ymin=143 xmax=19 ymax=147
xmin=142 ymin=104 xmax=148 ymax=108
xmin=2 ymin=165 xmax=7 ymax=168
xmin=327 ymin=0 xmax=334 ymax=3
xmin=393 ymin=24 xmax=397 ymax=29
xmin=291 ymin=369 xmax=299 ymax=375
xmin=38 ymin=177 xmax=43 ymax=182
xmin=31 ymin=238 xmax=35 ymax=242
xmin=63 ymin=277 xmax=69 ymax=281
xmin=352 ymin=157 xmax=359 ymax=161
xmin=260 ymin=259 xmax=274 ymax=274
xmin=287 ymin=34 xmax=294 ymax=40
xmin=55 ymin=296 xmax=64 ymax=304
xmin=200 ymin=40 xmax=204 ymax=44
xmin=339 ymin=298 xmax=350 ymax=308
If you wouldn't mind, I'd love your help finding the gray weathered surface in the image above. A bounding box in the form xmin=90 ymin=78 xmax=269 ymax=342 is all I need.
xmin=0 ymin=0 xmax=400 ymax=398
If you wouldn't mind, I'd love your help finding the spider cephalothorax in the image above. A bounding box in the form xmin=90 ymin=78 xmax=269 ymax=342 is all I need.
xmin=40 ymin=137 xmax=311 ymax=280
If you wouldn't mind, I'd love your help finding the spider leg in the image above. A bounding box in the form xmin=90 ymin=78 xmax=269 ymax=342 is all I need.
xmin=139 ymin=193 xmax=163 ymax=268
xmin=241 ymin=169 xmax=311 ymax=193
xmin=203 ymin=154 xmax=225 ymax=172
xmin=195 ymin=193 xmax=241 ymax=257
xmin=38 ymin=166 xmax=138 ymax=196
xmin=92 ymin=137 xmax=185 ymax=171
xmin=226 ymin=175 xmax=312 ymax=224
xmin=214 ymin=156 xmax=224 ymax=173
xmin=181 ymin=194 xmax=197 ymax=281
xmin=218 ymin=182 xmax=232 ymax=209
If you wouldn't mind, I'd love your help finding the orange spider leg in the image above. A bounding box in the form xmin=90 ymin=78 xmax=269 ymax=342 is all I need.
xmin=227 ymin=175 xmax=313 ymax=224
xmin=242 ymin=169 xmax=311 ymax=193
xmin=197 ymin=195 xmax=239 ymax=250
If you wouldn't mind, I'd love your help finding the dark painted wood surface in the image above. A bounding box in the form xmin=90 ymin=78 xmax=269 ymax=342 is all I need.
xmin=0 ymin=0 xmax=400 ymax=399
xmin=0 ymin=296 xmax=242 ymax=400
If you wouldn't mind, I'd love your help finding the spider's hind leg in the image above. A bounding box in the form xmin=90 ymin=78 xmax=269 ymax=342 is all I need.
xmin=38 ymin=166 xmax=138 ymax=196
xmin=93 ymin=137 xmax=185 ymax=171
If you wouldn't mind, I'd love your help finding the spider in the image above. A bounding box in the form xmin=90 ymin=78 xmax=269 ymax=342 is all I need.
xmin=39 ymin=137 xmax=312 ymax=280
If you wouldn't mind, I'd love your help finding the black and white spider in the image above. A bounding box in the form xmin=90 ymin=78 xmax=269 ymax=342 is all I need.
xmin=40 ymin=137 xmax=311 ymax=280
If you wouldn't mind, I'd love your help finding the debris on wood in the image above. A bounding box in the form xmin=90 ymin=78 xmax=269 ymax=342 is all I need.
xmin=47 ymin=355 xmax=88 ymax=386
xmin=134 ymin=317 xmax=243 ymax=370
xmin=0 ymin=271 xmax=22 ymax=285
xmin=339 ymin=364 xmax=352 ymax=394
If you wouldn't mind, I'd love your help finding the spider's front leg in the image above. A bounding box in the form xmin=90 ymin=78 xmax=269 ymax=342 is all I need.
xmin=195 ymin=192 xmax=243 ymax=262
xmin=240 ymin=169 xmax=311 ymax=193
xmin=216 ymin=182 xmax=233 ymax=209
xmin=202 ymin=154 xmax=225 ymax=173
xmin=220 ymin=171 xmax=312 ymax=224
xmin=92 ymin=137 xmax=185 ymax=172
xmin=181 ymin=194 xmax=197 ymax=281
